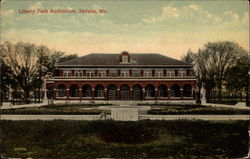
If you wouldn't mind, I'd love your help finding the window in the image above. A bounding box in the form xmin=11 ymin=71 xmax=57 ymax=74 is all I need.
xmin=132 ymin=70 xmax=141 ymax=77
xmin=178 ymin=70 xmax=186 ymax=77
xmin=109 ymin=70 xmax=118 ymax=77
xmin=143 ymin=70 xmax=152 ymax=77
xmin=122 ymin=56 xmax=128 ymax=63
xmin=155 ymin=70 xmax=163 ymax=77
xmin=82 ymin=85 xmax=92 ymax=97
xmin=74 ymin=70 xmax=83 ymax=77
xmin=97 ymin=70 xmax=106 ymax=77
xmin=121 ymin=70 xmax=129 ymax=77
xmin=86 ymin=70 xmax=95 ymax=77
xmin=95 ymin=85 xmax=104 ymax=97
xmin=63 ymin=70 xmax=72 ymax=77
xmin=166 ymin=70 xmax=175 ymax=77
xmin=145 ymin=85 xmax=155 ymax=97
xmin=57 ymin=85 xmax=66 ymax=97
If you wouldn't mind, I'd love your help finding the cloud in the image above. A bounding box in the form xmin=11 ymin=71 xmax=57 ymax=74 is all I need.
xmin=2 ymin=26 xmax=248 ymax=59
xmin=188 ymin=4 xmax=200 ymax=11
xmin=142 ymin=3 xmax=247 ymax=28
xmin=142 ymin=6 xmax=179 ymax=23
xmin=1 ymin=9 xmax=14 ymax=17
xmin=30 ymin=1 xmax=43 ymax=10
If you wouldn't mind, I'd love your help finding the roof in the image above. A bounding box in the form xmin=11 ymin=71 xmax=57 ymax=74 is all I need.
xmin=57 ymin=53 xmax=192 ymax=67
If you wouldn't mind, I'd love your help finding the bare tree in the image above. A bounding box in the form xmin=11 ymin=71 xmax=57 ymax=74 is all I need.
xmin=0 ymin=41 xmax=40 ymax=103
xmin=198 ymin=41 xmax=248 ymax=103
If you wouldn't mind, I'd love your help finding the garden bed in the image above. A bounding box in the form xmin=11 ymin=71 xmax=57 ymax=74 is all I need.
xmin=148 ymin=105 xmax=250 ymax=115
xmin=0 ymin=120 xmax=248 ymax=158
xmin=0 ymin=106 xmax=111 ymax=115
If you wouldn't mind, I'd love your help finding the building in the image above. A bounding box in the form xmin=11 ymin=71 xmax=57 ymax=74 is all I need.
xmin=45 ymin=51 xmax=196 ymax=103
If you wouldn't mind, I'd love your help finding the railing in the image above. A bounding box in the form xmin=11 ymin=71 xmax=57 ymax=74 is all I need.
xmin=1 ymin=115 xmax=110 ymax=120
xmin=53 ymin=76 xmax=196 ymax=79
xmin=139 ymin=115 xmax=250 ymax=121
xmin=1 ymin=114 xmax=248 ymax=121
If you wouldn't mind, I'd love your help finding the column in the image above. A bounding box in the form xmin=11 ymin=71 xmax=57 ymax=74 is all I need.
xmin=79 ymin=88 xmax=82 ymax=101
xmin=104 ymin=88 xmax=108 ymax=101
xmin=168 ymin=88 xmax=171 ymax=99
xmin=155 ymin=88 xmax=158 ymax=100
xmin=91 ymin=88 xmax=95 ymax=100
xmin=130 ymin=88 xmax=133 ymax=100
xmin=66 ymin=88 xmax=69 ymax=100
xmin=116 ymin=88 xmax=120 ymax=100
xmin=180 ymin=88 xmax=183 ymax=99
xmin=142 ymin=88 xmax=145 ymax=100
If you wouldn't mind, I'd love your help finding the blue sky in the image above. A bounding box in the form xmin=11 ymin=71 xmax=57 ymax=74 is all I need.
xmin=1 ymin=0 xmax=249 ymax=59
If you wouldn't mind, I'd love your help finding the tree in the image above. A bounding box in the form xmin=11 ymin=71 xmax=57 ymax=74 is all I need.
xmin=224 ymin=53 xmax=250 ymax=96
xmin=0 ymin=41 xmax=41 ymax=103
xmin=0 ymin=59 xmax=14 ymax=105
xmin=202 ymin=41 xmax=247 ymax=102
xmin=0 ymin=41 xmax=78 ymax=104
xmin=181 ymin=49 xmax=195 ymax=64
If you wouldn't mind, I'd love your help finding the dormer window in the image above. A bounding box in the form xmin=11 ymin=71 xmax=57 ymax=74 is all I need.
xmin=120 ymin=51 xmax=130 ymax=64
xmin=122 ymin=56 xmax=128 ymax=63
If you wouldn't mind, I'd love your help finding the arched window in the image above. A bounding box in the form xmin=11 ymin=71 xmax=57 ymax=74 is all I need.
xmin=120 ymin=85 xmax=130 ymax=100
xmin=108 ymin=85 xmax=117 ymax=100
xmin=145 ymin=84 xmax=155 ymax=98
xmin=69 ymin=84 xmax=79 ymax=97
xmin=158 ymin=85 xmax=168 ymax=97
xmin=82 ymin=84 xmax=91 ymax=97
xmin=57 ymin=84 xmax=66 ymax=97
xmin=183 ymin=84 xmax=192 ymax=97
xmin=170 ymin=84 xmax=180 ymax=97
xmin=95 ymin=84 xmax=104 ymax=97
xmin=133 ymin=84 xmax=142 ymax=100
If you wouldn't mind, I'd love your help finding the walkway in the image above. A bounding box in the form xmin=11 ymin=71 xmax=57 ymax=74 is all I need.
xmin=1 ymin=102 xmax=47 ymax=110
xmin=202 ymin=101 xmax=249 ymax=110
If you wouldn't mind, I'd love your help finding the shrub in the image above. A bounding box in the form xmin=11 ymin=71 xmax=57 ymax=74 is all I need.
xmin=98 ymin=122 xmax=157 ymax=144
xmin=148 ymin=105 xmax=250 ymax=115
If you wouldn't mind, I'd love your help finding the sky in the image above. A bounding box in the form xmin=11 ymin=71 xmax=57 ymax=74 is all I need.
xmin=1 ymin=0 xmax=249 ymax=59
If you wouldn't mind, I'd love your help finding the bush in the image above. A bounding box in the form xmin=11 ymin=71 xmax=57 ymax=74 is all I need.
xmin=98 ymin=122 xmax=157 ymax=144
xmin=148 ymin=105 xmax=250 ymax=115
xmin=0 ymin=107 xmax=110 ymax=115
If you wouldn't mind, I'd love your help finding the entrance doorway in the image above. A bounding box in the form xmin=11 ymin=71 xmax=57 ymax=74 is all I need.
xmin=108 ymin=85 xmax=117 ymax=100
xmin=133 ymin=85 xmax=142 ymax=100
xmin=120 ymin=85 xmax=130 ymax=100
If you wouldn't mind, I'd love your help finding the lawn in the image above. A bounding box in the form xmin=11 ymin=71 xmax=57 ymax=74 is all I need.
xmin=0 ymin=120 xmax=248 ymax=158
xmin=0 ymin=105 xmax=111 ymax=115
xmin=1 ymin=104 xmax=249 ymax=115
xmin=148 ymin=105 xmax=250 ymax=115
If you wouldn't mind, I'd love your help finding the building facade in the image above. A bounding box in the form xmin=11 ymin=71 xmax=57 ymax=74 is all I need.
xmin=46 ymin=52 xmax=197 ymax=102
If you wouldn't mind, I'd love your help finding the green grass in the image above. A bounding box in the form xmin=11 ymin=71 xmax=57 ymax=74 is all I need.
xmin=148 ymin=105 xmax=250 ymax=115
xmin=1 ymin=120 xmax=248 ymax=158
xmin=1 ymin=104 xmax=249 ymax=115
xmin=0 ymin=105 xmax=111 ymax=115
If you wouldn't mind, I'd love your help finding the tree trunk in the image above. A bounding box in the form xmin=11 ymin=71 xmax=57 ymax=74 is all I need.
xmin=218 ymin=79 xmax=222 ymax=103
xmin=24 ymin=87 xmax=30 ymax=104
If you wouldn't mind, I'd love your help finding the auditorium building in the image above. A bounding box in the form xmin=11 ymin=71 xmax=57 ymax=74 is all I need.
xmin=45 ymin=51 xmax=197 ymax=102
